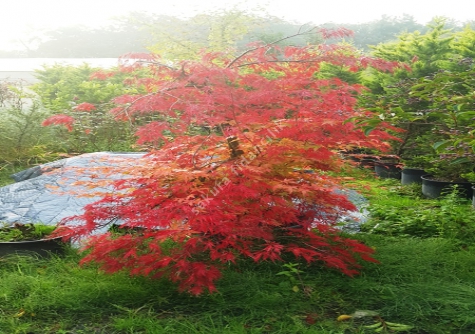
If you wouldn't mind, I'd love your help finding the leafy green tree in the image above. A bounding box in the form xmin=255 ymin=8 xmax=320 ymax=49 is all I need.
xmin=32 ymin=64 xmax=150 ymax=153
xmin=142 ymin=10 xmax=268 ymax=61
xmin=355 ymin=19 xmax=460 ymax=160
xmin=353 ymin=19 xmax=475 ymax=181
xmin=128 ymin=13 xmax=207 ymax=61
xmin=451 ymin=24 xmax=475 ymax=58
xmin=353 ymin=14 xmax=427 ymax=50
xmin=408 ymin=57 xmax=475 ymax=180
xmin=0 ymin=80 xmax=56 ymax=165
xmin=32 ymin=64 xmax=129 ymax=111
xmin=130 ymin=10 xmax=322 ymax=62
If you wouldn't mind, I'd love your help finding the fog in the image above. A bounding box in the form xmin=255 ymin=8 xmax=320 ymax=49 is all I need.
xmin=1 ymin=0 xmax=474 ymax=51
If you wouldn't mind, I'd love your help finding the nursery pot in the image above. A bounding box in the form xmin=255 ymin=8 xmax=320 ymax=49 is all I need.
xmin=343 ymin=154 xmax=376 ymax=168
xmin=358 ymin=158 xmax=376 ymax=169
xmin=0 ymin=236 xmax=68 ymax=258
xmin=401 ymin=168 xmax=426 ymax=185
xmin=421 ymin=175 xmax=473 ymax=199
xmin=374 ymin=161 xmax=402 ymax=180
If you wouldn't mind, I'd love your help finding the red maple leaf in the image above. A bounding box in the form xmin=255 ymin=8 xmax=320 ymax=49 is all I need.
xmin=42 ymin=114 xmax=75 ymax=132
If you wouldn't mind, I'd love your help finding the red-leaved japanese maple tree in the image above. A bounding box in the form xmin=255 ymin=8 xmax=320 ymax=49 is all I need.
xmin=48 ymin=28 xmax=403 ymax=295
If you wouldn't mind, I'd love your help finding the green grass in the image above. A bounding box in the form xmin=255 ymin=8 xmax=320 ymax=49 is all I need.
xmin=1 ymin=173 xmax=475 ymax=333
xmin=1 ymin=237 xmax=475 ymax=333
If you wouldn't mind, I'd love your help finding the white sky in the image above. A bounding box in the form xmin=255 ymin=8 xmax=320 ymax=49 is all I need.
xmin=1 ymin=0 xmax=474 ymax=50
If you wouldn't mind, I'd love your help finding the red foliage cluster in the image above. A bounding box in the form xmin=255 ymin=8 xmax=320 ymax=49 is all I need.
xmin=41 ymin=115 xmax=75 ymax=132
xmin=89 ymin=71 xmax=115 ymax=81
xmin=42 ymin=102 xmax=96 ymax=134
xmin=57 ymin=28 xmax=404 ymax=295
xmin=73 ymin=102 xmax=96 ymax=112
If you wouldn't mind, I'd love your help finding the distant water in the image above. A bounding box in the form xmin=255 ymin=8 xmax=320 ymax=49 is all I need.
xmin=0 ymin=58 xmax=120 ymax=72
xmin=0 ymin=58 xmax=121 ymax=84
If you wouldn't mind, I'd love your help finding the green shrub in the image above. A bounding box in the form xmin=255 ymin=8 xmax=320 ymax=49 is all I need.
xmin=361 ymin=186 xmax=475 ymax=244
xmin=32 ymin=63 xmax=154 ymax=154
xmin=0 ymin=79 xmax=57 ymax=165
xmin=0 ymin=223 xmax=57 ymax=242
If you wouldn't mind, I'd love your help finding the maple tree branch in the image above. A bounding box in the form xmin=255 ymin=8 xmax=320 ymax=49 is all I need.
xmin=118 ymin=92 xmax=156 ymax=123
xmin=117 ymin=88 xmax=184 ymax=124
xmin=192 ymin=131 xmax=212 ymax=170
xmin=235 ymin=58 xmax=322 ymax=68
xmin=227 ymin=90 xmax=260 ymax=156
xmin=226 ymin=26 xmax=319 ymax=69
xmin=135 ymin=60 xmax=178 ymax=71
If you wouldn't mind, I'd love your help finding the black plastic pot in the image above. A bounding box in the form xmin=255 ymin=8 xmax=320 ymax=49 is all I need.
xmin=0 ymin=237 xmax=68 ymax=258
xmin=374 ymin=161 xmax=402 ymax=179
xmin=359 ymin=158 xmax=376 ymax=169
xmin=421 ymin=175 xmax=473 ymax=199
xmin=401 ymin=168 xmax=426 ymax=185
xmin=343 ymin=154 xmax=376 ymax=169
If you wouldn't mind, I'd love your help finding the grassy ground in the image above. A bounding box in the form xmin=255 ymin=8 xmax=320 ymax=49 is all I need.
xmin=1 ymin=170 xmax=475 ymax=333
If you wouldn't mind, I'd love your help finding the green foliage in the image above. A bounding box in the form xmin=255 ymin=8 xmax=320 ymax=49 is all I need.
xmin=0 ymin=223 xmax=57 ymax=242
xmin=356 ymin=19 xmax=475 ymax=180
xmin=362 ymin=19 xmax=454 ymax=102
xmin=32 ymin=64 xmax=150 ymax=153
xmin=314 ymin=56 xmax=363 ymax=85
xmin=32 ymin=64 xmax=140 ymax=112
xmin=0 ymin=79 xmax=58 ymax=165
xmin=1 ymin=234 xmax=475 ymax=333
xmin=423 ymin=155 xmax=475 ymax=182
xmin=408 ymin=60 xmax=475 ymax=179
xmin=450 ymin=24 xmax=475 ymax=58
xmin=369 ymin=18 xmax=454 ymax=76
xmin=362 ymin=185 xmax=475 ymax=244
xmin=276 ymin=263 xmax=306 ymax=293
xmin=349 ymin=236 xmax=475 ymax=334
xmin=42 ymin=105 xmax=138 ymax=153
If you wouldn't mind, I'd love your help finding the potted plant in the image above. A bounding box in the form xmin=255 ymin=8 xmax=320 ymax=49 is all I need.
xmin=343 ymin=151 xmax=402 ymax=178
xmin=400 ymin=57 xmax=475 ymax=198
xmin=372 ymin=155 xmax=402 ymax=179
xmin=420 ymin=155 xmax=475 ymax=199
xmin=400 ymin=155 xmax=433 ymax=185
xmin=340 ymin=148 xmax=379 ymax=169
xmin=401 ymin=167 xmax=427 ymax=185
xmin=0 ymin=222 xmax=71 ymax=257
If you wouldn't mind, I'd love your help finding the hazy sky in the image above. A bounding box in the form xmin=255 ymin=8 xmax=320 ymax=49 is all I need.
xmin=1 ymin=0 xmax=474 ymax=50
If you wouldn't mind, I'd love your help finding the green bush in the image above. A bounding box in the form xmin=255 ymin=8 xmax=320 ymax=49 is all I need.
xmin=0 ymin=79 xmax=58 ymax=165
xmin=362 ymin=186 xmax=475 ymax=244
xmin=32 ymin=63 xmax=152 ymax=154
xmin=355 ymin=18 xmax=475 ymax=172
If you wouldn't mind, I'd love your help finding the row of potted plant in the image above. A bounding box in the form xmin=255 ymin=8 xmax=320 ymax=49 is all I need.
xmin=343 ymin=152 xmax=475 ymax=203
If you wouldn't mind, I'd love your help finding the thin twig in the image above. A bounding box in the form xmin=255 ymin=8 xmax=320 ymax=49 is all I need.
xmin=226 ymin=26 xmax=319 ymax=69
